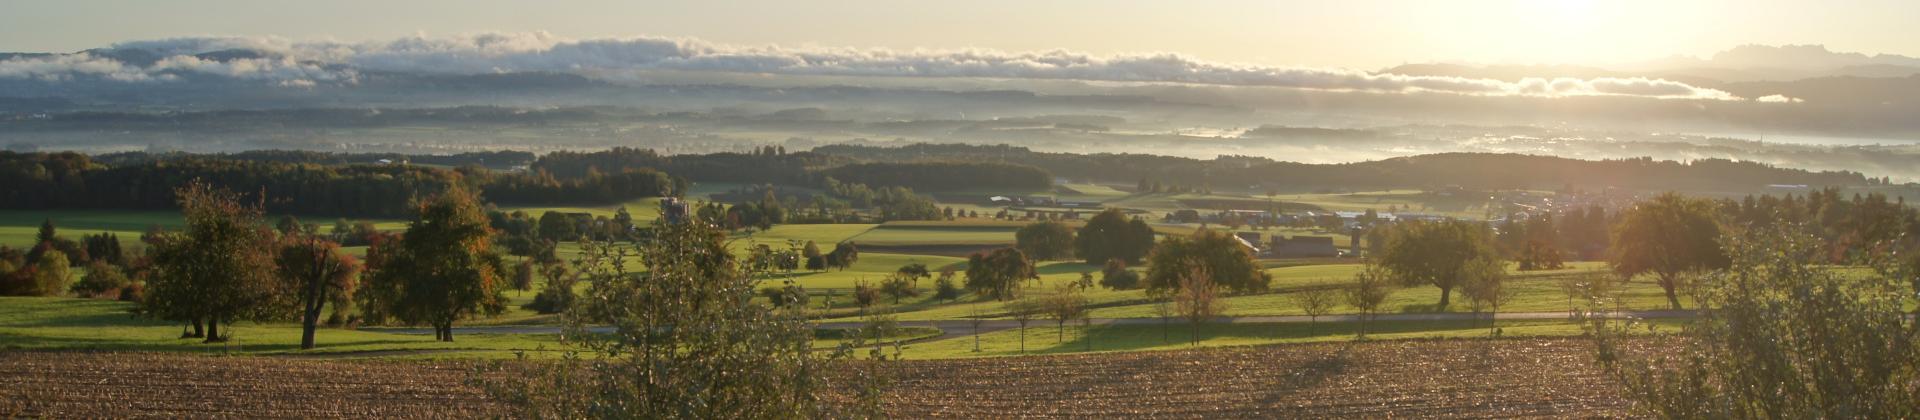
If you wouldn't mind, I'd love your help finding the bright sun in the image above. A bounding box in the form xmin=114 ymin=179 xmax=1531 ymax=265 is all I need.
xmin=1516 ymin=0 xmax=1603 ymax=34
xmin=1541 ymin=0 xmax=1598 ymax=25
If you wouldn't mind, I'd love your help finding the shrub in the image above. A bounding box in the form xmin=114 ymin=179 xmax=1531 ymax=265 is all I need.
xmin=853 ymin=280 xmax=879 ymax=308
xmin=933 ymin=275 xmax=962 ymax=301
xmin=72 ymin=260 xmax=131 ymax=298
xmin=761 ymin=282 xmax=808 ymax=308
xmin=522 ymin=265 xmax=576 ymax=315
xmin=879 ymin=274 xmax=920 ymax=304
xmin=1099 ymin=259 xmax=1141 ymax=290
xmin=28 ymin=249 xmax=72 ymax=296
xmin=1588 ymin=225 xmax=1919 ymax=417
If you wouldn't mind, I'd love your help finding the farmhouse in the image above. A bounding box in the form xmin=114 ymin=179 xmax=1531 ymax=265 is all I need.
xmin=1234 ymin=232 xmax=1264 ymax=253
xmin=659 ymin=197 xmax=690 ymax=223
xmin=1269 ymin=235 xmax=1339 ymax=258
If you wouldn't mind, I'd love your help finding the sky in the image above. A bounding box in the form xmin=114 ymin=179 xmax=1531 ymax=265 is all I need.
xmin=3 ymin=0 xmax=1917 ymax=69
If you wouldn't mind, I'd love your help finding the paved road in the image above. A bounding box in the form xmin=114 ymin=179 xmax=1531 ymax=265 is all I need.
xmin=371 ymin=310 xmax=1693 ymax=337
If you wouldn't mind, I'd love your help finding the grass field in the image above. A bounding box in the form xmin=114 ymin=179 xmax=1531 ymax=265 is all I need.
xmin=0 ymin=210 xmax=410 ymax=249
xmin=894 ymin=318 xmax=1682 ymax=360
xmin=0 ymin=189 xmax=1704 ymax=365
xmin=0 ymin=297 xmax=561 ymax=358
xmin=845 ymin=224 xmax=1017 ymax=246
xmin=495 ymin=197 xmax=665 ymax=223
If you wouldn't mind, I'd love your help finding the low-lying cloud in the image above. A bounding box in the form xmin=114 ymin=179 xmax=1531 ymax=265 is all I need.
xmin=0 ymin=32 xmax=1739 ymax=100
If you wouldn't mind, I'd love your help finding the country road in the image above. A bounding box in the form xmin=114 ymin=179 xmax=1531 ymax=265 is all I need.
xmin=369 ymin=310 xmax=1695 ymax=341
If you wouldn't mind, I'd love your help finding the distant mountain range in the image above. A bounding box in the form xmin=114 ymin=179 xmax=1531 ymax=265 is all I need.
xmin=1382 ymin=45 xmax=1920 ymax=83
xmin=1378 ymin=44 xmax=1920 ymax=110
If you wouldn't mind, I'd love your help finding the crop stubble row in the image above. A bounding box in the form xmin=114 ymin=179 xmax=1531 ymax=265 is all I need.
xmin=879 ymin=338 xmax=1635 ymax=418
xmin=0 ymin=337 xmax=1636 ymax=418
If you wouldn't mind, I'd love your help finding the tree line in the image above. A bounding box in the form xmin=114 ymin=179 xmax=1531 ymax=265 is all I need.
xmin=94 ymin=149 xmax=534 ymax=170
xmin=0 ymin=151 xmax=678 ymax=218
xmin=530 ymin=146 xmax=1055 ymax=192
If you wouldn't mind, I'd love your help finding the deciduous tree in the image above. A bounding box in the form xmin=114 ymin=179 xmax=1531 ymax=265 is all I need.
xmin=1076 ymin=209 xmax=1154 ymax=265
xmin=1144 ymin=229 xmax=1270 ymax=294
xmin=964 ymin=247 xmax=1037 ymax=300
xmin=487 ymin=218 xmax=880 ymax=418
xmin=1173 ymin=262 xmax=1225 ymax=346
xmin=144 ymin=181 xmax=287 ymax=343
xmin=1289 ymin=287 xmax=1338 ymax=335
xmin=1590 ymin=224 xmax=1919 ymax=418
xmin=358 ymin=188 xmax=507 ymax=341
xmin=1015 ymin=221 xmax=1075 ymax=261
xmin=1609 ymin=193 xmax=1730 ymax=309
xmin=274 ymin=234 xmax=361 ymax=350
xmin=1042 ymin=283 xmax=1088 ymax=343
xmin=1344 ymin=264 xmax=1394 ymax=339
xmin=1374 ymin=219 xmax=1500 ymax=308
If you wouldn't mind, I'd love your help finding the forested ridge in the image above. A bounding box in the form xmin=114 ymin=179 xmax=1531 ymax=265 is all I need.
xmin=811 ymin=143 xmax=1870 ymax=191
xmin=2 ymin=142 xmax=1882 ymax=219
xmin=95 ymin=150 xmax=537 ymax=169
xmin=0 ymin=152 xmax=674 ymax=218
xmin=532 ymin=146 xmax=1053 ymax=191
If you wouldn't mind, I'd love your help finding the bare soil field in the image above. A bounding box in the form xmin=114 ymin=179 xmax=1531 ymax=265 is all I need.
xmin=882 ymin=337 xmax=1635 ymax=418
xmin=0 ymin=352 xmax=496 ymax=418
xmin=0 ymin=337 xmax=1636 ymax=418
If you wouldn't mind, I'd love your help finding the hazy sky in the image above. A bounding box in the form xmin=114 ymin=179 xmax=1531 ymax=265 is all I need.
xmin=4 ymin=0 xmax=1916 ymax=69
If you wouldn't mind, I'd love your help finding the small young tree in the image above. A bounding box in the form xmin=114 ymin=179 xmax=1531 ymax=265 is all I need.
xmin=1151 ymin=296 xmax=1174 ymax=343
xmin=1288 ymin=287 xmax=1338 ymax=336
xmin=1554 ymin=271 xmax=1587 ymax=317
xmin=1456 ymin=256 xmax=1511 ymax=336
xmin=1173 ymin=262 xmax=1225 ymax=346
xmin=967 ymin=304 xmax=986 ymax=353
xmin=1005 ymin=298 xmax=1042 ymax=353
xmin=1344 ymin=264 xmax=1394 ymax=339
xmin=1042 ymin=283 xmax=1088 ymax=343
xmin=852 ymin=280 xmax=879 ymax=312
xmin=879 ymin=274 xmax=920 ymax=304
